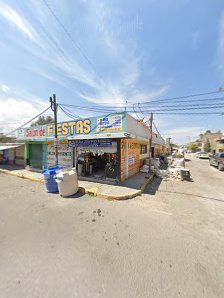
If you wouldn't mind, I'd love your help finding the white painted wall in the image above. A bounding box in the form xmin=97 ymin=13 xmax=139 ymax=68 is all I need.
xmin=126 ymin=114 xmax=150 ymax=140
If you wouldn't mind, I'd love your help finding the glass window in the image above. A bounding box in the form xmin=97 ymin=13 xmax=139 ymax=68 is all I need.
xmin=140 ymin=144 xmax=147 ymax=154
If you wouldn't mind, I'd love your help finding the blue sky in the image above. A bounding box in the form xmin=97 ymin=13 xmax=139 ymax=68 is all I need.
xmin=0 ymin=0 xmax=224 ymax=143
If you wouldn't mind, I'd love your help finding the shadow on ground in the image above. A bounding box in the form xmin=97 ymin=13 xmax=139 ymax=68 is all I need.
xmin=0 ymin=164 xmax=25 ymax=171
xmin=143 ymin=177 xmax=163 ymax=195
xmin=55 ymin=192 xmax=86 ymax=199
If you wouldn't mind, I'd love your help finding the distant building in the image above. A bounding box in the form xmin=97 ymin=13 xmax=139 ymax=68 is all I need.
xmin=200 ymin=131 xmax=223 ymax=154
xmin=216 ymin=134 xmax=224 ymax=152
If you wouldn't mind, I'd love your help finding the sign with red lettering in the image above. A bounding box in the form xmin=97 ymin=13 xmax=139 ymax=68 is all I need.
xmin=26 ymin=127 xmax=46 ymax=138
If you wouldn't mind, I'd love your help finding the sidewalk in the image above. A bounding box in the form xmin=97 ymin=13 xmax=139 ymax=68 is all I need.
xmin=0 ymin=165 xmax=154 ymax=200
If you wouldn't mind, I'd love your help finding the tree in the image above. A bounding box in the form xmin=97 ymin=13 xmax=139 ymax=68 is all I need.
xmin=204 ymin=139 xmax=211 ymax=152
xmin=31 ymin=115 xmax=54 ymax=126
xmin=0 ymin=133 xmax=15 ymax=143
xmin=187 ymin=143 xmax=198 ymax=151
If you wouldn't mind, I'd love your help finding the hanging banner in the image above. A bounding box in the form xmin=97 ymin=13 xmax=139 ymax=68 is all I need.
xmin=97 ymin=114 xmax=123 ymax=132
xmin=16 ymin=113 xmax=125 ymax=141
xmin=68 ymin=139 xmax=112 ymax=147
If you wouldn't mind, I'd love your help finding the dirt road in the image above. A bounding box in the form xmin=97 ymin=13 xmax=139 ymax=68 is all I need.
xmin=0 ymin=155 xmax=224 ymax=297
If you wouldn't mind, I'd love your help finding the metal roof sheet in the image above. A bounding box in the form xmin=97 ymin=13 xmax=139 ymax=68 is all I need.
xmin=0 ymin=144 xmax=24 ymax=151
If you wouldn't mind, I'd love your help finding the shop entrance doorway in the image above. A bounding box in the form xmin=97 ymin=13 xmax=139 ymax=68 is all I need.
xmin=29 ymin=144 xmax=42 ymax=169
xmin=70 ymin=139 xmax=120 ymax=181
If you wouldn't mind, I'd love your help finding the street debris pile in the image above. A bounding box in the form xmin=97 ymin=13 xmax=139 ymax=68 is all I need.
xmin=140 ymin=154 xmax=192 ymax=182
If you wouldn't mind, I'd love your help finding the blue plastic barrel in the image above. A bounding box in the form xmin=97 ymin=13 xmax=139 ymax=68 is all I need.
xmin=43 ymin=166 xmax=63 ymax=193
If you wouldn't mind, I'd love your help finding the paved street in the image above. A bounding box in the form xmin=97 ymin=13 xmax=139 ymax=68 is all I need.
xmin=0 ymin=155 xmax=224 ymax=298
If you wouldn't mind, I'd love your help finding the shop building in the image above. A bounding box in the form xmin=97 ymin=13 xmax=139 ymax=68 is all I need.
xmin=0 ymin=143 xmax=25 ymax=165
xmin=151 ymin=133 xmax=167 ymax=157
xmin=16 ymin=112 xmax=152 ymax=182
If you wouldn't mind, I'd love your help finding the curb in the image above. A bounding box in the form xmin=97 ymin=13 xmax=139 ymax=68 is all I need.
xmin=0 ymin=169 xmax=44 ymax=183
xmin=0 ymin=169 xmax=155 ymax=200
xmin=78 ymin=173 xmax=155 ymax=200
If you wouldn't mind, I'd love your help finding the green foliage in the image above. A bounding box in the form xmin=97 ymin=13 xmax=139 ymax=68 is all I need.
xmin=187 ymin=143 xmax=198 ymax=151
xmin=0 ymin=134 xmax=15 ymax=142
xmin=31 ymin=115 xmax=54 ymax=127
xmin=204 ymin=139 xmax=211 ymax=152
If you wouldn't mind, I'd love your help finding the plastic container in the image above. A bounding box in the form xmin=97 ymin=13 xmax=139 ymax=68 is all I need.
xmin=55 ymin=168 xmax=79 ymax=197
xmin=180 ymin=168 xmax=191 ymax=181
xmin=43 ymin=166 xmax=63 ymax=193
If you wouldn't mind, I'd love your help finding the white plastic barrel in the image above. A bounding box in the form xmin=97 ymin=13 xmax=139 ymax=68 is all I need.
xmin=55 ymin=168 xmax=79 ymax=197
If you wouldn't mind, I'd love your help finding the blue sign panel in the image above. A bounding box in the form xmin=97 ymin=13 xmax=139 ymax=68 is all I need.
xmin=68 ymin=139 xmax=113 ymax=147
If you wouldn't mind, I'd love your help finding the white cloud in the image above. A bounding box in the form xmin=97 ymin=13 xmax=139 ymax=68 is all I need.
xmin=0 ymin=84 xmax=10 ymax=93
xmin=163 ymin=126 xmax=205 ymax=144
xmin=0 ymin=1 xmax=170 ymax=111
xmin=24 ymin=0 xmax=168 ymax=106
xmin=0 ymin=84 xmax=50 ymax=133
xmin=71 ymin=0 xmax=170 ymax=105
xmin=0 ymin=3 xmax=38 ymax=42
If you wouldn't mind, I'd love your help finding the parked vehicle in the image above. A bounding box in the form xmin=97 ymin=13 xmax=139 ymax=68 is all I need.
xmin=196 ymin=152 xmax=209 ymax=159
xmin=209 ymin=152 xmax=224 ymax=171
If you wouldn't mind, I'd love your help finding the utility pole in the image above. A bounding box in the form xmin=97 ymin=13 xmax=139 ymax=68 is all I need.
xmin=50 ymin=94 xmax=58 ymax=166
xmin=149 ymin=112 xmax=153 ymax=164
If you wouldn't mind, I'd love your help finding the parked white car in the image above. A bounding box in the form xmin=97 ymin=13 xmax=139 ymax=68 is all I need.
xmin=196 ymin=152 xmax=209 ymax=159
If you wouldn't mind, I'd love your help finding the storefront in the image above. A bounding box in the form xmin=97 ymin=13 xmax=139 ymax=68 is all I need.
xmin=16 ymin=112 xmax=151 ymax=182
xmin=68 ymin=139 xmax=120 ymax=181
xmin=0 ymin=144 xmax=25 ymax=165
xmin=151 ymin=133 xmax=166 ymax=158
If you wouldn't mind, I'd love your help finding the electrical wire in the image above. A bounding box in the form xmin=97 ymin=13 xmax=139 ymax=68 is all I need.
xmin=139 ymin=105 xmax=224 ymax=113
xmin=138 ymin=96 xmax=224 ymax=106
xmin=42 ymin=0 xmax=101 ymax=79
xmin=58 ymin=96 xmax=224 ymax=111
xmin=59 ymin=106 xmax=79 ymax=120
xmin=137 ymin=90 xmax=223 ymax=105
xmin=138 ymin=99 xmax=224 ymax=108
xmin=5 ymin=106 xmax=51 ymax=136
xmin=132 ymin=103 xmax=142 ymax=120
xmin=58 ymin=102 xmax=224 ymax=113
xmin=153 ymin=121 xmax=161 ymax=136
xmin=60 ymin=106 xmax=80 ymax=118
xmin=153 ymin=112 xmax=223 ymax=115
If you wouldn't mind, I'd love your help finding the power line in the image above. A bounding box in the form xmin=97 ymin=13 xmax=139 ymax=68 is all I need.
xmin=138 ymin=96 xmax=224 ymax=106
xmin=58 ymin=102 xmax=224 ymax=113
xmin=5 ymin=106 xmax=51 ymax=136
xmin=153 ymin=112 xmax=223 ymax=115
xmin=137 ymin=90 xmax=223 ymax=105
xmin=59 ymin=106 xmax=79 ymax=120
xmin=153 ymin=121 xmax=161 ymax=136
xmin=132 ymin=103 xmax=142 ymax=120
xmin=42 ymin=0 xmax=101 ymax=79
xmin=58 ymin=96 xmax=224 ymax=111
xmin=139 ymin=105 xmax=224 ymax=113
xmin=138 ymin=98 xmax=224 ymax=108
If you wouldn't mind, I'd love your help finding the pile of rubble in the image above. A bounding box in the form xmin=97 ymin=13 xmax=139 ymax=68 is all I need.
xmin=140 ymin=155 xmax=192 ymax=181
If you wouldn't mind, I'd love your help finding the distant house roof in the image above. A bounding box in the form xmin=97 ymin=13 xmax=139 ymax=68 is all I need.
xmin=0 ymin=144 xmax=24 ymax=151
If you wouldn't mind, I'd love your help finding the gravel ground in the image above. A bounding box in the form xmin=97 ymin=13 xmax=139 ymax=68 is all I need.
xmin=0 ymin=154 xmax=224 ymax=298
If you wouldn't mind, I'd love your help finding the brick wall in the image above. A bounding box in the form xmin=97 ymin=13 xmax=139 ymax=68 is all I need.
xmin=120 ymin=139 xmax=141 ymax=181
xmin=120 ymin=139 xmax=126 ymax=181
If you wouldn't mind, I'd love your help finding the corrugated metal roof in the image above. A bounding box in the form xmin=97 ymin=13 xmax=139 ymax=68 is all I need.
xmin=0 ymin=144 xmax=24 ymax=151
